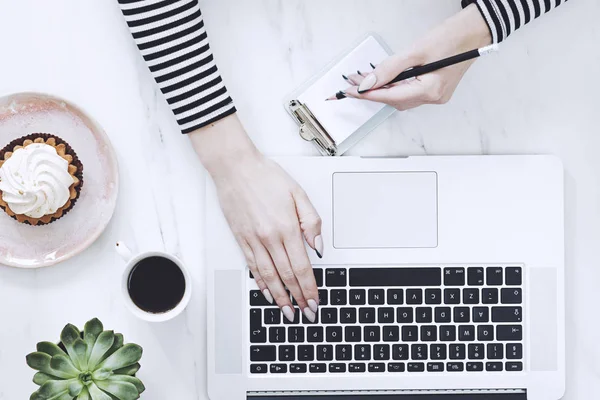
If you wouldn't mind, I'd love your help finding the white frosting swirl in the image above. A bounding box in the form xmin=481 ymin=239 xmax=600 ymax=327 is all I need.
xmin=0 ymin=143 xmax=75 ymax=218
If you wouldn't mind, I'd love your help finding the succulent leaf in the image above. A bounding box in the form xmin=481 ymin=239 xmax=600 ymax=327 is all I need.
xmin=112 ymin=363 xmax=140 ymax=376
xmin=95 ymin=380 xmax=140 ymax=400
xmin=73 ymin=338 xmax=89 ymax=371
xmin=61 ymin=324 xmax=84 ymax=370
xmin=38 ymin=379 xmax=75 ymax=397
xmin=29 ymin=391 xmax=43 ymax=400
xmin=87 ymin=383 xmax=113 ymax=400
xmin=50 ymin=354 xmax=81 ymax=377
xmin=99 ymin=333 xmax=124 ymax=364
xmin=33 ymin=372 xmax=59 ymax=386
xmin=96 ymin=344 xmax=142 ymax=372
xmin=50 ymin=392 xmax=75 ymax=400
xmin=87 ymin=331 xmax=115 ymax=370
xmin=83 ymin=319 xmax=104 ymax=360
xmin=77 ymin=387 xmax=91 ymax=400
xmin=26 ymin=352 xmax=74 ymax=379
xmin=69 ymin=380 xmax=85 ymax=397
xmin=36 ymin=342 xmax=68 ymax=358
xmin=92 ymin=368 xmax=113 ymax=381
xmin=106 ymin=375 xmax=145 ymax=394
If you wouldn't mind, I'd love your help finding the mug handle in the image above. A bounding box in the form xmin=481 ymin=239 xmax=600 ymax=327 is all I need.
xmin=115 ymin=241 xmax=133 ymax=263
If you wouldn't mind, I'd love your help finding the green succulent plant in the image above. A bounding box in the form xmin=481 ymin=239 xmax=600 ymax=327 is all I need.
xmin=26 ymin=318 xmax=145 ymax=400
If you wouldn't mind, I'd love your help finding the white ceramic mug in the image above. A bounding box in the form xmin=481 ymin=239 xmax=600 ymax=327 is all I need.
xmin=115 ymin=241 xmax=192 ymax=322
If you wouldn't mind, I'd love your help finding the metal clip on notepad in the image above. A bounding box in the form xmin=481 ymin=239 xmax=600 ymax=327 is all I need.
xmin=288 ymin=99 xmax=337 ymax=156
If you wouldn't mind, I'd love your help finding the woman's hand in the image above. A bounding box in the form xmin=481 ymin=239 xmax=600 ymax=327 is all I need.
xmin=190 ymin=114 xmax=323 ymax=323
xmin=344 ymin=4 xmax=492 ymax=110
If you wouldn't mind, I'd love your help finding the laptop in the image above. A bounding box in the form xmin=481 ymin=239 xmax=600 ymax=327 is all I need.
xmin=205 ymin=156 xmax=565 ymax=400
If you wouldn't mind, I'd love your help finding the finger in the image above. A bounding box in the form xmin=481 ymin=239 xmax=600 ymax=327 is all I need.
xmin=283 ymin=231 xmax=319 ymax=320
xmin=358 ymin=53 xmax=423 ymax=93
xmin=293 ymin=188 xmax=323 ymax=258
xmin=239 ymin=238 xmax=273 ymax=304
xmin=345 ymin=73 xmax=364 ymax=86
xmin=344 ymin=81 xmax=428 ymax=111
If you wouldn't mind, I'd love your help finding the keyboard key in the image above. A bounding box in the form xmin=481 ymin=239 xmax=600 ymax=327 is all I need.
xmin=349 ymin=289 xmax=366 ymax=305
xmin=321 ymin=308 xmax=337 ymax=324
xmin=364 ymin=326 xmax=380 ymax=342
xmin=406 ymin=289 xmax=423 ymax=304
xmin=250 ymin=308 xmax=262 ymax=328
xmin=279 ymin=345 xmax=295 ymax=361
xmin=383 ymin=326 xmax=400 ymax=342
xmin=506 ymin=362 xmax=523 ymax=371
xmin=397 ymin=307 xmax=414 ymax=323
xmin=349 ymin=267 xmax=441 ymax=287
xmin=444 ymin=267 xmax=465 ymax=286
xmin=290 ymin=363 xmax=307 ymax=373
xmin=392 ymin=344 xmax=409 ymax=360
xmin=477 ymin=325 xmax=494 ymax=341
xmin=378 ymin=307 xmax=395 ymax=323
xmin=318 ymin=289 xmax=328 ymax=306
xmin=250 ymin=346 xmax=276 ymax=362
xmin=421 ymin=325 xmax=437 ymax=342
xmin=430 ymin=344 xmax=447 ymax=360
xmin=345 ymin=326 xmax=361 ymax=342
xmin=354 ymin=344 xmax=371 ymax=360
xmin=497 ymin=325 xmax=523 ymax=341
xmin=335 ymin=345 xmax=352 ymax=361
xmin=468 ymin=267 xmax=484 ymax=286
xmin=473 ymin=307 xmax=489 ymax=323
xmin=368 ymin=289 xmax=385 ymax=305
xmin=466 ymin=362 xmax=484 ymax=372
xmin=298 ymin=345 xmax=314 ymax=361
xmin=416 ymin=307 xmax=433 ymax=323
xmin=368 ymin=363 xmax=385 ymax=372
xmin=349 ymin=363 xmax=366 ymax=373
xmin=270 ymin=364 xmax=287 ymax=374
xmin=449 ymin=344 xmax=466 ymax=360
xmin=447 ymin=362 xmax=464 ymax=372
xmin=302 ymin=310 xmax=319 ymax=324
xmin=387 ymin=289 xmax=404 ymax=304
xmin=326 ymin=326 xmax=343 ymax=342
xmin=454 ymin=307 xmax=470 ymax=323
xmin=388 ymin=363 xmax=405 ymax=372
xmin=444 ymin=289 xmax=461 ymax=304
xmin=440 ymin=325 xmax=456 ymax=341
xmin=486 ymin=362 xmax=503 ymax=372
xmin=374 ymin=344 xmax=390 ymax=360
xmin=459 ymin=325 xmax=475 ymax=341
xmin=407 ymin=363 xmax=425 ymax=372
xmin=288 ymin=327 xmax=304 ymax=342
xmin=250 ymin=317 xmax=266 ymax=343
xmin=506 ymin=343 xmax=523 ymax=359
xmin=313 ymin=268 xmax=323 ymax=287
xmin=402 ymin=326 xmax=418 ymax=342
xmin=269 ymin=327 xmax=285 ymax=343
xmin=283 ymin=308 xmax=300 ymax=324
xmin=316 ymin=345 xmax=333 ymax=361
xmin=435 ymin=307 xmax=451 ymax=323
xmin=250 ymin=290 xmax=271 ymax=306
xmin=250 ymin=364 xmax=267 ymax=374
xmin=309 ymin=363 xmax=326 ymax=373
xmin=482 ymin=288 xmax=498 ymax=304
xmin=307 ymin=327 xmax=323 ymax=343
xmin=505 ymin=267 xmax=522 ymax=285
xmin=326 ymin=268 xmax=347 ymax=287
xmin=463 ymin=288 xmax=479 ymax=304
xmin=340 ymin=308 xmax=357 ymax=324
xmin=492 ymin=306 xmax=522 ymax=322
xmin=468 ymin=344 xmax=485 ymax=360
xmin=330 ymin=289 xmax=347 ymax=305
xmin=329 ymin=363 xmax=346 ymax=373
xmin=487 ymin=343 xmax=503 ymax=359
xmin=427 ymin=362 xmax=444 ymax=372
xmin=359 ymin=308 xmax=376 ymax=323
xmin=425 ymin=289 xmax=442 ymax=304
xmin=501 ymin=288 xmax=522 ymax=304
xmin=486 ymin=267 xmax=503 ymax=285
xmin=411 ymin=344 xmax=428 ymax=360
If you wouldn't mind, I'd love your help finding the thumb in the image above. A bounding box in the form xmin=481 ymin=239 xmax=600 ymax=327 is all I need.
xmin=293 ymin=188 xmax=323 ymax=258
xmin=358 ymin=53 xmax=422 ymax=93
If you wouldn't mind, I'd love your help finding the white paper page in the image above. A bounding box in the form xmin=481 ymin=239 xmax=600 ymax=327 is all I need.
xmin=297 ymin=36 xmax=390 ymax=145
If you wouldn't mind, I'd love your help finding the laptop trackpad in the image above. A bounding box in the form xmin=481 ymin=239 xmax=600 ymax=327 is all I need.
xmin=333 ymin=172 xmax=438 ymax=248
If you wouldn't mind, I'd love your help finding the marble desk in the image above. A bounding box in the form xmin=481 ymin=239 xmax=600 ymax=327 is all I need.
xmin=0 ymin=0 xmax=599 ymax=398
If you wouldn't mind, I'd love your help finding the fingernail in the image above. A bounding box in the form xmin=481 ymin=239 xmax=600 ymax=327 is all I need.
xmin=342 ymin=74 xmax=350 ymax=81
xmin=282 ymin=306 xmax=295 ymax=322
xmin=370 ymin=62 xmax=376 ymax=69
xmin=358 ymin=74 xmax=377 ymax=93
xmin=308 ymin=299 xmax=318 ymax=313
xmin=357 ymin=70 xmax=363 ymax=76
xmin=303 ymin=307 xmax=316 ymax=323
xmin=262 ymin=289 xmax=274 ymax=304
xmin=314 ymin=235 xmax=324 ymax=259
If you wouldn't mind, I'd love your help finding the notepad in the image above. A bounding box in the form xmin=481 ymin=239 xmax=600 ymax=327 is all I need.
xmin=285 ymin=34 xmax=396 ymax=156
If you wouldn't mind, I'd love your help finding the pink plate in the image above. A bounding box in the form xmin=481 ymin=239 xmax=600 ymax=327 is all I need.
xmin=0 ymin=93 xmax=118 ymax=268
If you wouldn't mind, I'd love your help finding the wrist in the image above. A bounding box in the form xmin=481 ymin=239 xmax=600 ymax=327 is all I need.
xmin=460 ymin=4 xmax=493 ymax=48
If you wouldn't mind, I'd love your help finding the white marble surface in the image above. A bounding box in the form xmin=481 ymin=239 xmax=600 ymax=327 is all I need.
xmin=0 ymin=0 xmax=598 ymax=398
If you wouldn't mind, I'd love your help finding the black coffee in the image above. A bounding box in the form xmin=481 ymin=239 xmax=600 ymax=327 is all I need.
xmin=127 ymin=256 xmax=186 ymax=314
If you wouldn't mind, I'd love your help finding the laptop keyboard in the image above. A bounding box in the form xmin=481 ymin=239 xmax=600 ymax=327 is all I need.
xmin=249 ymin=265 xmax=524 ymax=374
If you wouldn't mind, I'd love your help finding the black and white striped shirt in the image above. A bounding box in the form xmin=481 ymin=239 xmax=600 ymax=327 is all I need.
xmin=119 ymin=0 xmax=567 ymax=134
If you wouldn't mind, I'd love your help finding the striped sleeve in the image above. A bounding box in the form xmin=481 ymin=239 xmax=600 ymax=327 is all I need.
xmin=462 ymin=0 xmax=570 ymax=43
xmin=118 ymin=0 xmax=236 ymax=134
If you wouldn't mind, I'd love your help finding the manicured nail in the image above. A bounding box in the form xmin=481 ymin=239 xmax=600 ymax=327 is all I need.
xmin=303 ymin=307 xmax=316 ymax=323
xmin=308 ymin=299 xmax=318 ymax=313
xmin=357 ymin=70 xmax=364 ymax=76
xmin=358 ymin=74 xmax=377 ymax=93
xmin=282 ymin=306 xmax=295 ymax=322
xmin=342 ymin=74 xmax=350 ymax=81
xmin=262 ymin=289 xmax=274 ymax=304
xmin=370 ymin=62 xmax=376 ymax=69
xmin=314 ymin=235 xmax=324 ymax=258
